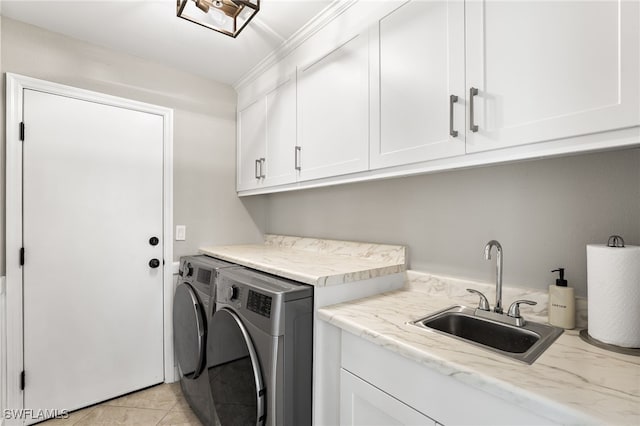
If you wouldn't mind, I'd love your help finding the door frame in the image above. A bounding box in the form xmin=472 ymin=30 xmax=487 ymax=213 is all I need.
xmin=3 ymin=73 xmax=175 ymax=419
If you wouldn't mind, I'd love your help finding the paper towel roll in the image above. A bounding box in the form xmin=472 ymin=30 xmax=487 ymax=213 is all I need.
xmin=587 ymin=244 xmax=640 ymax=348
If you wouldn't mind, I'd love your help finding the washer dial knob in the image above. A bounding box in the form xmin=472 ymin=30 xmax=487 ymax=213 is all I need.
xmin=226 ymin=285 xmax=239 ymax=301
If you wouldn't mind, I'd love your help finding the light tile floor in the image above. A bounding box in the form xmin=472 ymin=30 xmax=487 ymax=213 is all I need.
xmin=40 ymin=383 xmax=202 ymax=426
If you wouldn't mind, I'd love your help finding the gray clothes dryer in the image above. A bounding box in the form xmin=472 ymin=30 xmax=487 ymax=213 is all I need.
xmin=207 ymin=267 xmax=313 ymax=426
xmin=173 ymin=255 xmax=240 ymax=425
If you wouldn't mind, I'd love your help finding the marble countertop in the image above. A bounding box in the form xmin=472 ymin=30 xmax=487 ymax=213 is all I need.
xmin=199 ymin=234 xmax=406 ymax=286
xmin=318 ymin=271 xmax=640 ymax=425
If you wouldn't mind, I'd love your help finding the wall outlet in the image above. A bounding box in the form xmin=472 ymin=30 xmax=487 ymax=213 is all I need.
xmin=175 ymin=225 xmax=186 ymax=241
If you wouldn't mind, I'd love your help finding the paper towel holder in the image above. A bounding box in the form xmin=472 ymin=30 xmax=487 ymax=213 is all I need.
xmin=607 ymin=235 xmax=625 ymax=248
xmin=582 ymin=233 xmax=638 ymax=356
xmin=579 ymin=330 xmax=640 ymax=356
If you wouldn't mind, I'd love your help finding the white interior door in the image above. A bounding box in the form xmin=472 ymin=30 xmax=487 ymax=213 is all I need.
xmin=22 ymin=89 xmax=165 ymax=419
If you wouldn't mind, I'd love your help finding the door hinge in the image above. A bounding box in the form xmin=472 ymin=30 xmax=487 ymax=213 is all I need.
xmin=19 ymin=122 xmax=25 ymax=141
xmin=20 ymin=371 xmax=25 ymax=390
xmin=20 ymin=247 xmax=25 ymax=266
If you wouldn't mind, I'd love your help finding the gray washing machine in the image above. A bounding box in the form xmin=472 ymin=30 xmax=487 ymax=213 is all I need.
xmin=207 ymin=267 xmax=313 ymax=426
xmin=173 ymin=255 xmax=240 ymax=425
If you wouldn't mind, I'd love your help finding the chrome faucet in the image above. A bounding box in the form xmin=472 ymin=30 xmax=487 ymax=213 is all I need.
xmin=465 ymin=240 xmax=537 ymax=327
xmin=484 ymin=240 xmax=503 ymax=314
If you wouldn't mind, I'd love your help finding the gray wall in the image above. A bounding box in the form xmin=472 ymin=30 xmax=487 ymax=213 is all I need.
xmin=2 ymin=18 xmax=638 ymax=298
xmin=265 ymin=149 xmax=640 ymax=297
xmin=0 ymin=17 xmax=267 ymax=272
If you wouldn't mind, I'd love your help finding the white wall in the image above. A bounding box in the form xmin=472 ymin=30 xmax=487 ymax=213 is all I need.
xmin=266 ymin=149 xmax=640 ymax=297
xmin=0 ymin=17 xmax=268 ymax=272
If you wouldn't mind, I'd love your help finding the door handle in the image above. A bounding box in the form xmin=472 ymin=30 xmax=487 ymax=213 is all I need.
xmin=469 ymin=87 xmax=479 ymax=132
xmin=294 ymin=146 xmax=301 ymax=171
xmin=255 ymin=159 xmax=261 ymax=179
xmin=449 ymin=94 xmax=459 ymax=137
xmin=149 ymin=258 xmax=160 ymax=268
xmin=149 ymin=236 xmax=159 ymax=246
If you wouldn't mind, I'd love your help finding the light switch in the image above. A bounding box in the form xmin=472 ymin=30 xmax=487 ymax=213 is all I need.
xmin=175 ymin=225 xmax=186 ymax=241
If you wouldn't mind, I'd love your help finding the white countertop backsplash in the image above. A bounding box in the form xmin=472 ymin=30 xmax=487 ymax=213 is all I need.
xmin=199 ymin=234 xmax=407 ymax=286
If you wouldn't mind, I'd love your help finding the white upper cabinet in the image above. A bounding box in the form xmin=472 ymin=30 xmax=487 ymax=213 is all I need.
xmin=296 ymin=30 xmax=370 ymax=182
xmin=235 ymin=0 xmax=639 ymax=195
xmin=465 ymin=0 xmax=640 ymax=153
xmin=264 ymin=78 xmax=297 ymax=187
xmin=237 ymin=76 xmax=297 ymax=191
xmin=237 ymin=98 xmax=266 ymax=191
xmin=371 ymin=0 xmax=465 ymax=169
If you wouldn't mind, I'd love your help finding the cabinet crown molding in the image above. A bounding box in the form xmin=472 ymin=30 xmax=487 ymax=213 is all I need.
xmin=233 ymin=0 xmax=359 ymax=91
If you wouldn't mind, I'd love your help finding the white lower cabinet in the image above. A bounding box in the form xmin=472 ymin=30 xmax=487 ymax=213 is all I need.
xmin=340 ymin=332 xmax=561 ymax=426
xmin=341 ymin=369 xmax=437 ymax=426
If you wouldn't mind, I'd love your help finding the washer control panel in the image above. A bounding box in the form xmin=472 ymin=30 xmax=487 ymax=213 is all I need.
xmin=247 ymin=290 xmax=272 ymax=318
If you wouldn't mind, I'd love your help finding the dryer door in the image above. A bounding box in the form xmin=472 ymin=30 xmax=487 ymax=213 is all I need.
xmin=173 ymin=282 xmax=207 ymax=379
xmin=208 ymin=308 xmax=266 ymax=426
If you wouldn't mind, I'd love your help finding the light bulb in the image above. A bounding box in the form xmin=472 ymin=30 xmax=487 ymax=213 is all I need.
xmin=210 ymin=8 xmax=226 ymax=24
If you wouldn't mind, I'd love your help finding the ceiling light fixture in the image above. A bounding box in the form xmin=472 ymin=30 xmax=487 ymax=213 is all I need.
xmin=177 ymin=0 xmax=260 ymax=38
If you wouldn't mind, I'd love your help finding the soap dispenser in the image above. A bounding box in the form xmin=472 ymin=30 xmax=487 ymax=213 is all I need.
xmin=548 ymin=268 xmax=575 ymax=329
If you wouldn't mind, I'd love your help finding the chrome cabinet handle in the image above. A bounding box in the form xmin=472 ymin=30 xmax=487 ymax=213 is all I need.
xmin=294 ymin=146 xmax=301 ymax=171
xmin=259 ymin=158 xmax=266 ymax=178
xmin=469 ymin=87 xmax=479 ymax=132
xmin=449 ymin=94 xmax=459 ymax=137
xmin=255 ymin=159 xmax=261 ymax=179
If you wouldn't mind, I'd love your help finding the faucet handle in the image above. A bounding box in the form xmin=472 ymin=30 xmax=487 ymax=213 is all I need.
xmin=466 ymin=288 xmax=490 ymax=311
xmin=507 ymin=300 xmax=537 ymax=318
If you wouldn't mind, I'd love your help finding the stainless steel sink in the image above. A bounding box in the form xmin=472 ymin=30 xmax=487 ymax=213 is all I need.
xmin=408 ymin=305 xmax=564 ymax=364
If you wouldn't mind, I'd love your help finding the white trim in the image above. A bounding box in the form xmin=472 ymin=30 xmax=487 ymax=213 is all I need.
xmin=5 ymin=73 xmax=24 ymax=422
xmin=0 ymin=276 xmax=6 ymax=426
xmin=237 ymin=72 xmax=295 ymax=114
xmin=233 ymin=0 xmax=359 ymax=90
xmin=162 ymin=103 xmax=176 ymax=385
xmin=3 ymin=73 xmax=175 ymax=417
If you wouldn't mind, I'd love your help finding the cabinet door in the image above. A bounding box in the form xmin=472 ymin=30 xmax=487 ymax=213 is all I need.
xmin=340 ymin=369 xmax=436 ymax=426
xmin=465 ymin=0 xmax=640 ymax=153
xmin=264 ymin=78 xmax=297 ymax=186
xmin=297 ymin=31 xmax=370 ymax=182
xmin=371 ymin=0 xmax=465 ymax=170
xmin=237 ymin=98 xmax=266 ymax=191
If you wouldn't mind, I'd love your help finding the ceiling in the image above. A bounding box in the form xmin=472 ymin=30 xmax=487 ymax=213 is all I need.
xmin=0 ymin=0 xmax=333 ymax=85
